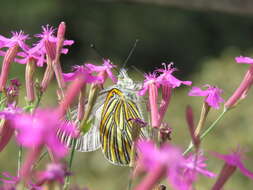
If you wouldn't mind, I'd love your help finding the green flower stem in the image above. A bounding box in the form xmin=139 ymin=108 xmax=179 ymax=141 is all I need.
xmin=127 ymin=167 xmax=134 ymax=190
xmin=183 ymin=108 xmax=227 ymax=156
xmin=17 ymin=146 xmax=22 ymax=177
xmin=63 ymin=138 xmax=77 ymax=190
xmin=32 ymin=150 xmax=48 ymax=170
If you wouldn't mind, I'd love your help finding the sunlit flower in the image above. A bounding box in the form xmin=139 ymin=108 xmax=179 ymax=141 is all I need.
xmin=188 ymin=85 xmax=224 ymax=109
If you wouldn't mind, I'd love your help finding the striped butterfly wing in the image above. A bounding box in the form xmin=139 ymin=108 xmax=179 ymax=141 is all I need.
xmin=58 ymin=96 xmax=106 ymax=152
xmin=100 ymin=88 xmax=144 ymax=166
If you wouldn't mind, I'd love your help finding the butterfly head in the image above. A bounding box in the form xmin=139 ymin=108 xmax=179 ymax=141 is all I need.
xmin=117 ymin=69 xmax=141 ymax=90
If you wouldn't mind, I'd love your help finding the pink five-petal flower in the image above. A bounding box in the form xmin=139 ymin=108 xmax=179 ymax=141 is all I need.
xmin=85 ymin=59 xmax=117 ymax=84
xmin=188 ymin=85 xmax=224 ymax=109
xmin=138 ymin=73 xmax=160 ymax=128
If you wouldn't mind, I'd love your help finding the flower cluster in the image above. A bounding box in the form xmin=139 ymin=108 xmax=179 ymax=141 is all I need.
xmin=0 ymin=22 xmax=253 ymax=190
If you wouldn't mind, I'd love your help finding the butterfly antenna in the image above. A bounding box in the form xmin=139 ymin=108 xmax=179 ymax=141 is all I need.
xmin=90 ymin=44 xmax=105 ymax=60
xmin=122 ymin=39 xmax=139 ymax=68
xmin=90 ymin=44 xmax=120 ymax=74
xmin=131 ymin=65 xmax=144 ymax=76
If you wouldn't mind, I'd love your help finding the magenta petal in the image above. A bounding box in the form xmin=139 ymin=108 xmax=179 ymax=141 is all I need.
xmin=63 ymin=40 xmax=74 ymax=46
xmin=106 ymin=69 xmax=117 ymax=83
xmin=236 ymin=161 xmax=253 ymax=179
xmin=235 ymin=56 xmax=253 ymax=64
xmin=213 ymin=149 xmax=253 ymax=179
xmin=182 ymin=81 xmax=192 ymax=86
xmin=63 ymin=72 xmax=77 ymax=81
xmin=188 ymin=87 xmax=208 ymax=97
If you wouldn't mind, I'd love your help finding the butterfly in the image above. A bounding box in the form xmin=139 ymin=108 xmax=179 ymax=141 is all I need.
xmin=59 ymin=69 xmax=148 ymax=166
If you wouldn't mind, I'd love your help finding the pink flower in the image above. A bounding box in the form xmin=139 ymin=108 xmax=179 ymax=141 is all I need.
xmin=212 ymin=148 xmax=253 ymax=190
xmin=0 ymin=105 xmax=22 ymax=152
xmin=225 ymin=56 xmax=253 ymax=109
xmin=135 ymin=140 xmax=183 ymax=190
xmin=0 ymin=32 xmax=28 ymax=91
xmin=182 ymin=153 xmax=216 ymax=179
xmin=37 ymin=163 xmax=70 ymax=185
xmin=135 ymin=141 xmax=215 ymax=190
xmin=6 ymin=78 xmax=21 ymax=98
xmin=15 ymin=46 xmax=45 ymax=67
xmin=12 ymin=109 xmax=77 ymax=159
xmin=0 ymin=172 xmax=19 ymax=184
xmin=138 ymin=73 xmax=160 ymax=127
xmin=213 ymin=148 xmax=253 ymax=179
xmin=85 ymin=59 xmax=117 ymax=83
xmin=33 ymin=25 xmax=74 ymax=61
xmin=63 ymin=65 xmax=100 ymax=83
xmin=0 ymin=31 xmax=29 ymax=50
xmin=156 ymin=63 xmax=192 ymax=88
xmin=188 ymin=85 xmax=224 ymax=109
xmin=139 ymin=63 xmax=191 ymax=128
xmin=235 ymin=56 xmax=253 ymax=64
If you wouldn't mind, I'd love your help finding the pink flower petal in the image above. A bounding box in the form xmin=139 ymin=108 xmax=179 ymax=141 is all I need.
xmin=235 ymin=56 xmax=253 ymax=64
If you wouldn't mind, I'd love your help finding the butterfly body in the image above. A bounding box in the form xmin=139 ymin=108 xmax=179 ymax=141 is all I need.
xmin=59 ymin=69 xmax=147 ymax=166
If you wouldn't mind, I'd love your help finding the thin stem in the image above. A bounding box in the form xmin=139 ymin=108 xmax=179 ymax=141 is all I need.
xmin=127 ymin=167 xmax=134 ymax=190
xmin=63 ymin=138 xmax=77 ymax=190
xmin=17 ymin=146 xmax=23 ymax=177
xmin=32 ymin=150 xmax=48 ymax=170
xmin=183 ymin=109 xmax=227 ymax=155
xmin=34 ymin=90 xmax=43 ymax=110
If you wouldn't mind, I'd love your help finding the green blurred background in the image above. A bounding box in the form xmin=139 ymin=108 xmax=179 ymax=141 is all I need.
xmin=1 ymin=0 xmax=253 ymax=189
